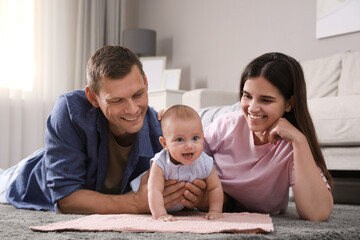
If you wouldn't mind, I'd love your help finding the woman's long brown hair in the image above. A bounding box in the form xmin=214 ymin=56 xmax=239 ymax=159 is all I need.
xmin=239 ymin=52 xmax=333 ymax=189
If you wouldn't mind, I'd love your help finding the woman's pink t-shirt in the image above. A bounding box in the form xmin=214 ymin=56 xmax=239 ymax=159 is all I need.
xmin=204 ymin=111 xmax=295 ymax=214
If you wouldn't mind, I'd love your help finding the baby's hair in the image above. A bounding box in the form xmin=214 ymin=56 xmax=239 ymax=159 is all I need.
xmin=161 ymin=105 xmax=201 ymax=132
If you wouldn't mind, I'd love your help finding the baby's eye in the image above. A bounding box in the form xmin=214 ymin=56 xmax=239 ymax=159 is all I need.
xmin=175 ymin=138 xmax=184 ymax=142
xmin=193 ymin=136 xmax=199 ymax=141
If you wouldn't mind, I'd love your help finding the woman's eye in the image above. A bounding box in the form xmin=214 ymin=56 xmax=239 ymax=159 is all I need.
xmin=242 ymin=94 xmax=251 ymax=99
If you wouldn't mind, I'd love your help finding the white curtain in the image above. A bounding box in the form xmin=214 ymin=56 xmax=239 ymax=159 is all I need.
xmin=0 ymin=0 xmax=123 ymax=169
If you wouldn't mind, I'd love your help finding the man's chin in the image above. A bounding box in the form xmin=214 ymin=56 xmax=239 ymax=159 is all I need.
xmin=127 ymin=122 xmax=144 ymax=134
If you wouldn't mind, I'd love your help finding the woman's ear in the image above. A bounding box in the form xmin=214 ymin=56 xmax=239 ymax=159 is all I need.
xmin=159 ymin=136 xmax=168 ymax=151
xmin=85 ymin=86 xmax=99 ymax=108
xmin=285 ymin=96 xmax=294 ymax=112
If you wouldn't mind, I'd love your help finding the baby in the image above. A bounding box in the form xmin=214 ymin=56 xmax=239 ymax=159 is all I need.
xmin=148 ymin=105 xmax=223 ymax=221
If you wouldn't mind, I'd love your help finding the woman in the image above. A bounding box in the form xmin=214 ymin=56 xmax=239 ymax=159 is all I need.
xmin=203 ymin=52 xmax=333 ymax=221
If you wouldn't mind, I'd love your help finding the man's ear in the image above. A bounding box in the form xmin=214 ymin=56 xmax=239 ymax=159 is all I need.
xmin=143 ymin=73 xmax=148 ymax=90
xmin=285 ymin=96 xmax=294 ymax=113
xmin=85 ymin=86 xmax=99 ymax=108
xmin=159 ymin=136 xmax=168 ymax=151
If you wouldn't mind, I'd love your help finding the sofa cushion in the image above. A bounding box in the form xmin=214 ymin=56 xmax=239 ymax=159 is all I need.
xmin=338 ymin=51 xmax=360 ymax=96
xmin=308 ymin=95 xmax=360 ymax=146
xmin=301 ymin=52 xmax=343 ymax=99
xmin=198 ymin=102 xmax=240 ymax=129
xmin=182 ymin=88 xmax=239 ymax=111
xmin=198 ymin=96 xmax=360 ymax=147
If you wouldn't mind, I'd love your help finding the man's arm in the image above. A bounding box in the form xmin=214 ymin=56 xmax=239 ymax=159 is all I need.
xmin=58 ymin=170 xmax=187 ymax=214
xmin=57 ymin=189 xmax=146 ymax=214
xmin=58 ymin=170 xmax=151 ymax=214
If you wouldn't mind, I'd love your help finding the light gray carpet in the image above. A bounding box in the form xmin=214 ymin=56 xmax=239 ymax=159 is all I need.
xmin=1 ymin=202 xmax=359 ymax=240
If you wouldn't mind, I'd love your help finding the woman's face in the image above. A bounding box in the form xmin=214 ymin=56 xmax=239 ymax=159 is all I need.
xmin=240 ymin=76 xmax=292 ymax=143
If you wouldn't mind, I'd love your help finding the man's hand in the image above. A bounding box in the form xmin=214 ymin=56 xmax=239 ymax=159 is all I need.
xmin=163 ymin=179 xmax=186 ymax=210
xmin=181 ymin=179 xmax=208 ymax=210
xmin=138 ymin=172 xmax=202 ymax=212
xmin=157 ymin=108 xmax=170 ymax=121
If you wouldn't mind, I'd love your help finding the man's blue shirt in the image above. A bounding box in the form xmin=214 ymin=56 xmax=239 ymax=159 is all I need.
xmin=6 ymin=90 xmax=162 ymax=211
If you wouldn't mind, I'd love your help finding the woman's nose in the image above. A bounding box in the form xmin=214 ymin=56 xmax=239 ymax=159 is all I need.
xmin=248 ymin=100 xmax=260 ymax=112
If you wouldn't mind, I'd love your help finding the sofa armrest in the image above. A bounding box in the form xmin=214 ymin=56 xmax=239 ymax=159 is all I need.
xmin=308 ymin=95 xmax=360 ymax=146
xmin=182 ymin=88 xmax=239 ymax=111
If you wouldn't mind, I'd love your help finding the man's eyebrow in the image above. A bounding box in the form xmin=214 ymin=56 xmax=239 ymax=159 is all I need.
xmin=107 ymin=87 xmax=146 ymax=102
xmin=133 ymin=87 xmax=146 ymax=95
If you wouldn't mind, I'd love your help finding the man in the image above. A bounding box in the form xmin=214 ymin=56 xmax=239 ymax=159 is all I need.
xmin=1 ymin=46 xmax=206 ymax=214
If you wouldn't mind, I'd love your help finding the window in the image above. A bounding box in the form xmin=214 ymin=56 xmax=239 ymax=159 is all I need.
xmin=0 ymin=0 xmax=34 ymax=91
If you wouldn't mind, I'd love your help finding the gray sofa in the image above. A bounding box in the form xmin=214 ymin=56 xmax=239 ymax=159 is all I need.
xmin=183 ymin=50 xmax=360 ymax=172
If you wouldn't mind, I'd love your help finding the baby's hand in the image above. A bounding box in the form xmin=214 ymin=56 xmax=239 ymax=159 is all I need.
xmin=157 ymin=214 xmax=177 ymax=222
xmin=205 ymin=211 xmax=223 ymax=220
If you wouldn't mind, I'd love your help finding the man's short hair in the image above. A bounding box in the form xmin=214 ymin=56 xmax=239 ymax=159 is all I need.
xmin=86 ymin=45 xmax=144 ymax=94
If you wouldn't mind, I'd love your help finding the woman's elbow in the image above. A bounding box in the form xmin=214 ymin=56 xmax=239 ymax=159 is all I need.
xmin=300 ymin=201 xmax=334 ymax=222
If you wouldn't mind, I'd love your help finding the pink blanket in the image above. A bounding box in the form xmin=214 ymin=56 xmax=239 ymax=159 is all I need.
xmin=30 ymin=212 xmax=274 ymax=234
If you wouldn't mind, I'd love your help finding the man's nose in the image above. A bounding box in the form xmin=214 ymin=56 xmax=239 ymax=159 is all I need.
xmin=125 ymin=99 xmax=138 ymax=115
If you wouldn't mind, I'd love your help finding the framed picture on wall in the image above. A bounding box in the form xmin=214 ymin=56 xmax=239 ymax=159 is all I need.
xmin=163 ymin=69 xmax=181 ymax=90
xmin=140 ymin=56 xmax=166 ymax=91
xmin=316 ymin=0 xmax=360 ymax=39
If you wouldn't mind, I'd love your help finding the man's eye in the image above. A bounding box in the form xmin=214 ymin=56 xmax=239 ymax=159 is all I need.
xmin=109 ymin=99 xmax=123 ymax=104
xmin=133 ymin=92 xmax=143 ymax=99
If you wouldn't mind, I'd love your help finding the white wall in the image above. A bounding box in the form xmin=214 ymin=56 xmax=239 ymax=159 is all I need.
xmin=124 ymin=0 xmax=360 ymax=91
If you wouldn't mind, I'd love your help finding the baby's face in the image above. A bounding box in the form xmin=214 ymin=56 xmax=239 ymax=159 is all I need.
xmin=162 ymin=117 xmax=204 ymax=165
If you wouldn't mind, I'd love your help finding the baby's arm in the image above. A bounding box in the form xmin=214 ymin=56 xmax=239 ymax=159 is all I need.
xmin=204 ymin=166 xmax=224 ymax=220
xmin=148 ymin=163 xmax=176 ymax=221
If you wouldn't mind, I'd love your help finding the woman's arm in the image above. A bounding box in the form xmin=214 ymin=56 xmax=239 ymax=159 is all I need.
xmin=291 ymin=135 xmax=333 ymax=221
xmin=268 ymin=118 xmax=333 ymax=221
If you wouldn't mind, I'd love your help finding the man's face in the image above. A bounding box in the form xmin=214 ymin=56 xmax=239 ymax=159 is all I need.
xmin=93 ymin=65 xmax=149 ymax=138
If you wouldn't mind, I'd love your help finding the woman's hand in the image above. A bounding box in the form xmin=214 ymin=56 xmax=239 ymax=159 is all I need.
xmin=266 ymin=118 xmax=305 ymax=145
